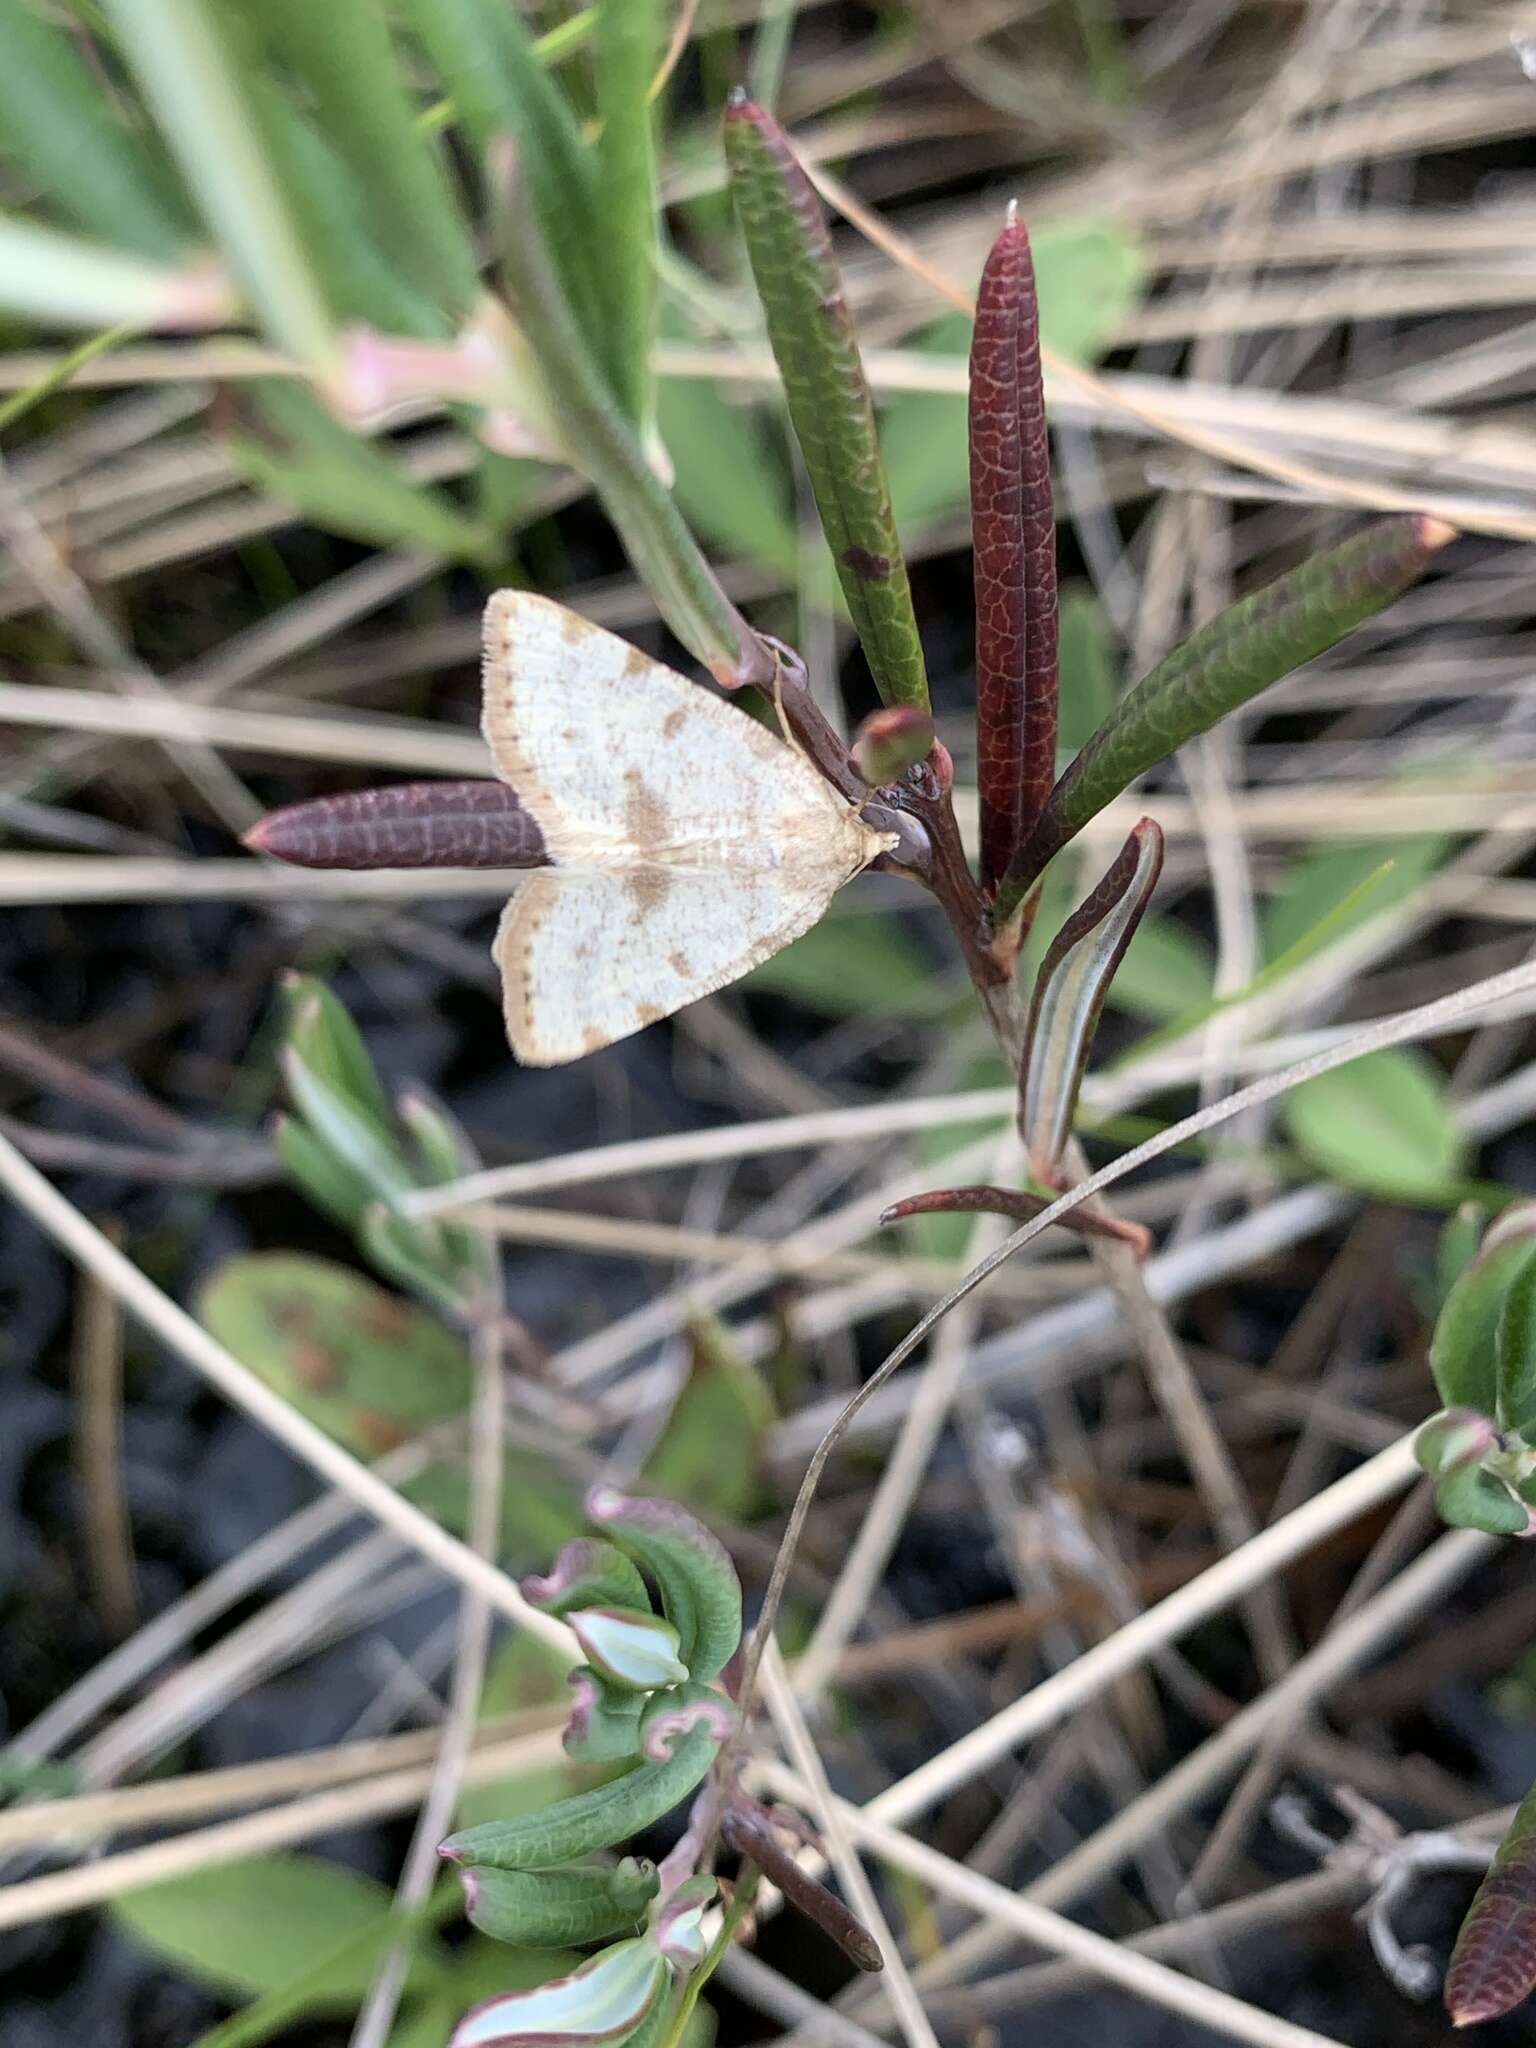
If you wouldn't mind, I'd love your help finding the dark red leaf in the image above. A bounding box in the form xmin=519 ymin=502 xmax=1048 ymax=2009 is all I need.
xmin=970 ymin=206 xmax=1058 ymax=899
xmin=245 ymin=780 xmax=549 ymax=870
xmin=879 ymin=1182 xmax=1150 ymax=1256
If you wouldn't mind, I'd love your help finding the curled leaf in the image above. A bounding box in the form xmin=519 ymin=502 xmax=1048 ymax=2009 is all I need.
xmin=1433 ymin=1463 xmax=1530 ymax=1538
xmin=638 ymin=1683 xmax=739 ymax=1763
xmin=1432 ymin=1230 xmax=1536 ymax=1417
xmin=723 ymin=94 xmax=929 ymax=713
xmin=440 ymin=1722 xmax=722 ymax=1872
xmin=1414 ymin=1408 xmax=1500 ymax=1478
xmin=461 ymin=1860 xmax=659 ymax=1949
xmin=585 ymin=1487 xmax=742 ymax=1683
xmin=879 ymin=1182 xmax=1149 ymax=1256
xmin=1019 ymin=818 xmax=1163 ymax=1180
xmin=564 ymin=1667 xmax=647 ymax=1765
xmin=970 ymin=206 xmax=1057 ymax=896
xmin=524 ymin=1540 xmax=652 ymax=1621
xmin=448 ymin=1937 xmax=666 ymax=2048
xmin=567 ymin=1609 xmax=689 ymax=1693
xmin=1447 ymin=1777 xmax=1536 ymax=2024
xmin=1000 ymin=515 xmax=1454 ymax=913
xmin=651 ymin=1876 xmax=717 ymax=1967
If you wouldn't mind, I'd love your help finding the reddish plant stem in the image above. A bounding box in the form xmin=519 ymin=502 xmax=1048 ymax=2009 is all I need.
xmin=880 ymin=1183 xmax=1150 ymax=1257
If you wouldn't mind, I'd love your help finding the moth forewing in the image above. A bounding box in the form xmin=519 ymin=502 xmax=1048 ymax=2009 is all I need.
xmin=479 ymin=589 xmax=895 ymax=1063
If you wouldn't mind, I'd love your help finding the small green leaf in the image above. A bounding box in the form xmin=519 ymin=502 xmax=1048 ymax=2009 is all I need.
xmin=448 ymin=1937 xmax=666 ymax=2048
xmin=566 ymin=1608 xmax=689 ymax=1692
xmin=724 ymin=96 xmax=929 ymax=712
xmin=1262 ymin=832 xmax=1455 ymax=965
xmin=1499 ymin=1256 xmax=1536 ymax=1442
xmin=1284 ymin=1047 xmax=1464 ymax=1205
xmin=441 ymin=1723 xmax=721 ymax=1872
xmin=112 ymin=1854 xmax=440 ymax=2006
xmin=274 ymin=1112 xmax=371 ymax=1235
xmin=198 ymin=1253 xmax=473 ymax=1457
xmin=585 ymin=1486 xmax=742 ymax=1683
xmin=1447 ymin=1774 xmax=1536 ymax=2024
xmin=1432 ymin=1231 xmax=1536 ymax=1414
xmin=283 ymin=1046 xmax=415 ymax=1205
xmin=462 ymin=1861 xmax=658 ymax=1949
xmin=524 ymin=1540 xmax=652 ymax=1620
xmin=1434 ymin=1463 xmax=1529 ymax=1538
xmin=1413 ymin=1407 xmax=1499 ymax=1477
xmin=283 ymin=976 xmax=393 ymax=1130
xmin=642 ymin=1316 xmax=775 ymax=1519
xmin=563 ymin=1666 xmax=648 ymax=1764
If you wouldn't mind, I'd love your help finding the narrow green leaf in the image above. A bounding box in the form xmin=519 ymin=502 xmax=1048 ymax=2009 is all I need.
xmin=103 ymin=0 xmax=340 ymax=372
xmin=1447 ymin=1775 xmax=1536 ymax=2024
xmin=0 ymin=215 xmax=233 ymax=331
xmin=283 ymin=976 xmax=393 ymax=1129
xmin=0 ymin=0 xmax=192 ymax=257
xmin=586 ymin=1485 xmax=743 ymax=1682
xmin=227 ymin=382 xmax=495 ymax=560
xmin=199 ymin=1253 xmax=473 ymax=1456
xmin=489 ymin=143 xmax=769 ymax=687
xmin=359 ymin=1201 xmax=471 ymax=1318
xmin=594 ymin=0 xmax=661 ymax=429
xmin=723 ymin=95 xmax=929 ymax=712
xmin=1020 ymin=817 xmax=1163 ymax=1178
xmin=274 ymin=1112 xmax=371 ymax=1234
xmin=283 ymin=1044 xmax=415 ymax=1203
xmin=462 ymin=1861 xmax=658 ymax=1949
xmin=243 ymin=0 xmax=479 ymax=318
xmin=406 ymin=0 xmax=603 ymax=353
xmin=1261 ymin=831 xmax=1454 ymax=965
xmin=1284 ymin=1046 xmax=1463 ymax=1205
xmin=1431 ymin=1229 xmax=1536 ymax=1415
xmin=1002 ymin=514 xmax=1454 ymax=910
xmin=113 ymin=1854 xmax=442 ymax=2006
xmin=440 ymin=1724 xmax=721 ymax=1872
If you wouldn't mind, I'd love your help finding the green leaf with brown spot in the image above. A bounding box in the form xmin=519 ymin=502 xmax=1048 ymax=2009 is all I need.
xmin=723 ymin=95 xmax=929 ymax=712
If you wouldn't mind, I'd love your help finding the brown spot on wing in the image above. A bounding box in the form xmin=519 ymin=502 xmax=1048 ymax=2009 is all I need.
xmin=662 ymin=707 xmax=687 ymax=740
xmin=622 ymin=766 xmax=670 ymax=854
xmin=624 ymin=867 xmax=671 ymax=920
xmin=668 ymin=950 xmax=693 ymax=978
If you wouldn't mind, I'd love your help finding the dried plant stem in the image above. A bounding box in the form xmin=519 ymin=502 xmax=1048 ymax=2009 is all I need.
xmin=347 ymin=1310 xmax=505 ymax=2048
xmin=0 ymin=1128 xmax=574 ymax=1653
xmin=70 ymin=1238 xmax=140 ymax=1638
xmin=755 ymin=1758 xmax=1351 ymax=2048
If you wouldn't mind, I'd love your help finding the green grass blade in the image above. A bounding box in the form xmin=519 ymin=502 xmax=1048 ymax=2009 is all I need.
xmin=594 ymin=0 xmax=662 ymax=429
xmin=0 ymin=0 xmax=192 ymax=257
xmin=999 ymin=514 xmax=1454 ymax=915
xmin=723 ymin=94 xmax=929 ymax=712
xmin=0 ymin=215 xmax=233 ymax=330
xmin=103 ymin=0 xmax=339 ymax=374
xmin=406 ymin=0 xmax=604 ymax=365
xmin=490 ymin=144 xmax=771 ymax=687
xmin=244 ymin=0 xmax=479 ymax=320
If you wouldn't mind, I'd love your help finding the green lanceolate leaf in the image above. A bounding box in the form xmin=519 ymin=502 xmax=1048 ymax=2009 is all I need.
xmin=1432 ymin=1225 xmax=1536 ymax=1415
xmin=1447 ymin=1775 xmax=1536 ymax=2024
xmin=283 ymin=976 xmax=393 ymax=1130
xmin=0 ymin=216 xmax=233 ymax=331
xmin=199 ymin=1253 xmax=472 ymax=1457
xmin=274 ymin=1113 xmax=371 ymax=1235
xmin=448 ymin=1937 xmax=666 ymax=2048
xmin=489 ymin=141 xmax=770 ymax=689
xmin=0 ymin=0 xmax=192 ymax=257
xmin=524 ymin=1539 xmax=653 ymax=1619
xmin=1284 ymin=1046 xmax=1464 ymax=1206
xmin=1499 ymin=1255 xmax=1536 ymax=1443
xmin=439 ymin=1722 xmax=721 ymax=1872
xmin=585 ymin=1486 xmax=742 ymax=1682
xmin=594 ymin=0 xmax=661 ymax=430
xmin=1019 ymin=817 xmax=1162 ymax=1178
xmin=243 ymin=0 xmax=478 ymax=319
xmin=461 ymin=1859 xmax=658 ymax=1948
xmin=999 ymin=514 xmax=1454 ymax=913
xmin=723 ymin=95 xmax=929 ymax=713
